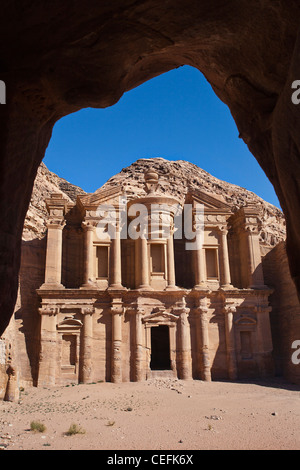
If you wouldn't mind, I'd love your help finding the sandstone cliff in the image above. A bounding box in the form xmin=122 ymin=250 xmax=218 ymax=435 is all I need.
xmin=23 ymin=163 xmax=86 ymax=241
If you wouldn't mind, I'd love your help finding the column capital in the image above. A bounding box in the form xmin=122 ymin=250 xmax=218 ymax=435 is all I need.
xmin=111 ymin=305 xmax=125 ymax=315
xmin=81 ymin=306 xmax=95 ymax=315
xmin=110 ymin=298 xmax=124 ymax=316
xmin=38 ymin=306 xmax=59 ymax=316
xmin=223 ymin=304 xmax=237 ymax=315
xmin=46 ymin=219 xmax=66 ymax=230
xmin=195 ymin=296 xmax=209 ymax=315
xmin=245 ymin=224 xmax=260 ymax=235
xmin=81 ymin=220 xmax=97 ymax=231
xmin=220 ymin=227 xmax=229 ymax=235
xmin=172 ymin=298 xmax=190 ymax=316
xmin=126 ymin=304 xmax=146 ymax=316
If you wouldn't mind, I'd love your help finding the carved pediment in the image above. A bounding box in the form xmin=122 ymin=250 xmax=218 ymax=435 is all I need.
xmin=235 ymin=315 xmax=257 ymax=326
xmin=77 ymin=186 xmax=125 ymax=211
xmin=186 ymin=189 xmax=232 ymax=211
xmin=57 ymin=316 xmax=83 ymax=331
xmin=142 ymin=311 xmax=179 ymax=324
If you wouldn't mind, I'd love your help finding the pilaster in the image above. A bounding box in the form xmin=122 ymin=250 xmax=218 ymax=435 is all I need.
xmin=195 ymin=296 xmax=211 ymax=381
xmin=80 ymin=307 xmax=94 ymax=383
xmin=81 ymin=221 xmax=97 ymax=288
xmin=219 ymin=228 xmax=233 ymax=289
xmin=40 ymin=193 xmax=67 ymax=289
xmin=37 ymin=306 xmax=59 ymax=387
xmin=173 ymin=298 xmax=192 ymax=380
xmin=110 ymin=297 xmax=124 ymax=383
xmin=224 ymin=302 xmax=238 ymax=380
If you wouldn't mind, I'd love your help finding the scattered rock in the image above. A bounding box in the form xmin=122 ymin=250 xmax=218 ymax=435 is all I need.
xmin=205 ymin=415 xmax=223 ymax=420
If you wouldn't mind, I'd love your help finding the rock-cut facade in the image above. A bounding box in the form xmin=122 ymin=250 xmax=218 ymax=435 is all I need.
xmin=36 ymin=167 xmax=275 ymax=386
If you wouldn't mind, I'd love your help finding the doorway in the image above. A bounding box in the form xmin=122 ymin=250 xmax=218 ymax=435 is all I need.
xmin=150 ymin=325 xmax=171 ymax=370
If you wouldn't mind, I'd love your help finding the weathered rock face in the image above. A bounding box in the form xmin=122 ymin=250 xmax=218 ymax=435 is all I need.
xmin=263 ymin=242 xmax=300 ymax=385
xmin=23 ymin=163 xmax=86 ymax=241
xmin=1 ymin=1 xmax=300 ymax=335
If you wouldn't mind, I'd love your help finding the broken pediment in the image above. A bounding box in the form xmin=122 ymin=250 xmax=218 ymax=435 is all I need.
xmin=186 ymin=189 xmax=232 ymax=212
xmin=77 ymin=186 xmax=125 ymax=212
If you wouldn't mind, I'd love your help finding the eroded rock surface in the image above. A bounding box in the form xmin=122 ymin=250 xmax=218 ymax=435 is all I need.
xmin=23 ymin=163 xmax=85 ymax=241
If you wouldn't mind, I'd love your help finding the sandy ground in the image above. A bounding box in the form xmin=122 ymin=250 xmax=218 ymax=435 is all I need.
xmin=0 ymin=377 xmax=299 ymax=451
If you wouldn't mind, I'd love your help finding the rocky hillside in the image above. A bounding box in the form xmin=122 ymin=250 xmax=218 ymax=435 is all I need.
xmin=97 ymin=157 xmax=286 ymax=249
xmin=24 ymin=157 xmax=286 ymax=249
xmin=23 ymin=163 xmax=86 ymax=241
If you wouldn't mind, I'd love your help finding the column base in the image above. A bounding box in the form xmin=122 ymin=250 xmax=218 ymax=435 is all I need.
xmin=39 ymin=283 xmax=65 ymax=290
xmin=193 ymin=283 xmax=209 ymax=291
xmin=137 ymin=285 xmax=153 ymax=291
xmin=220 ymin=284 xmax=235 ymax=290
xmin=80 ymin=282 xmax=98 ymax=289
xmin=165 ymin=285 xmax=178 ymax=291
xmin=108 ymin=284 xmax=127 ymax=291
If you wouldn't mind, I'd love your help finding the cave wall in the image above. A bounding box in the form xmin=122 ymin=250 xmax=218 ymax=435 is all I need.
xmin=263 ymin=242 xmax=300 ymax=384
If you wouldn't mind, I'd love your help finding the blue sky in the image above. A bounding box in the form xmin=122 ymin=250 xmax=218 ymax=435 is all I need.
xmin=44 ymin=65 xmax=280 ymax=209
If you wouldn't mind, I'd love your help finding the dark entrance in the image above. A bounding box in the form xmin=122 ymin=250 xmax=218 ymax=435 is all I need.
xmin=150 ymin=325 xmax=171 ymax=370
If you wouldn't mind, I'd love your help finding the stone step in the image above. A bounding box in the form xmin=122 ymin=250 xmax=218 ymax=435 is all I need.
xmin=147 ymin=369 xmax=177 ymax=379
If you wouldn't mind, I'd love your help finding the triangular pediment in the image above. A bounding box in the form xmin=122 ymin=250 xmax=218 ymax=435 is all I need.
xmin=77 ymin=186 xmax=125 ymax=210
xmin=186 ymin=189 xmax=232 ymax=211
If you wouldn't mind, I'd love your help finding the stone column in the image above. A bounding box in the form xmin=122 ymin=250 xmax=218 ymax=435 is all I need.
xmin=194 ymin=245 xmax=207 ymax=289
xmin=82 ymin=222 xmax=96 ymax=288
xmin=109 ymin=215 xmax=123 ymax=289
xmin=80 ymin=307 xmax=94 ymax=383
xmin=176 ymin=299 xmax=192 ymax=380
xmin=43 ymin=222 xmax=65 ymax=288
xmin=195 ymin=297 xmax=211 ymax=381
xmin=246 ymin=226 xmax=266 ymax=288
xmin=166 ymin=228 xmax=176 ymax=289
xmin=38 ymin=307 xmax=58 ymax=387
xmin=136 ymin=234 xmax=150 ymax=289
xmin=110 ymin=298 xmax=124 ymax=383
xmin=224 ymin=304 xmax=238 ymax=380
xmin=220 ymin=228 xmax=233 ymax=289
xmin=135 ymin=308 xmax=144 ymax=382
xmin=41 ymin=194 xmax=67 ymax=289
